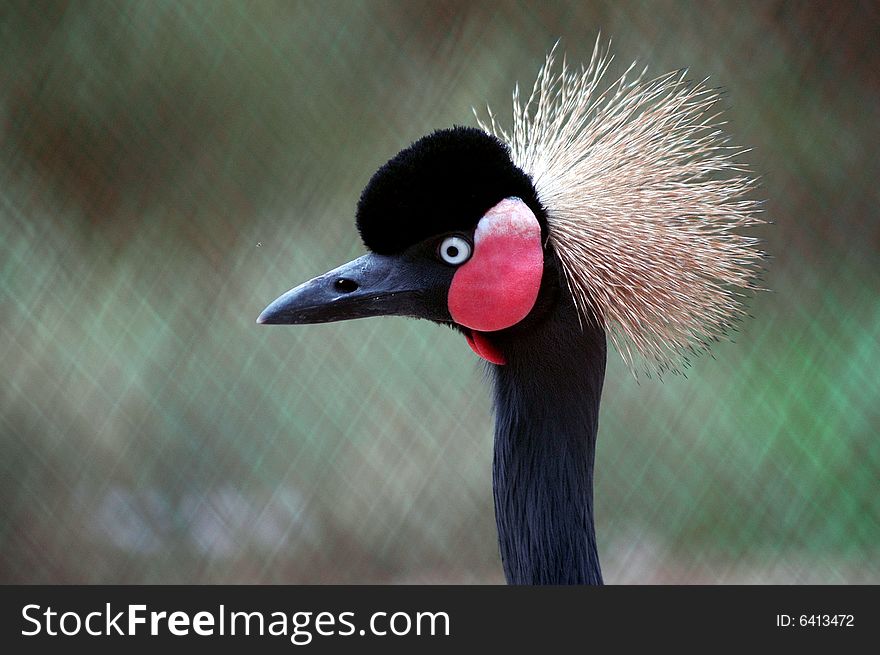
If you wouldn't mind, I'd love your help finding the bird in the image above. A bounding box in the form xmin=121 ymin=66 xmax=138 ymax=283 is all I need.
xmin=257 ymin=41 xmax=764 ymax=585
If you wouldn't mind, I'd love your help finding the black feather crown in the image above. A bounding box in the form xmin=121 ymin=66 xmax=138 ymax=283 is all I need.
xmin=356 ymin=126 xmax=546 ymax=255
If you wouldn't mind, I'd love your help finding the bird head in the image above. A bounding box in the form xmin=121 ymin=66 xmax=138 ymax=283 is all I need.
xmin=258 ymin=43 xmax=765 ymax=375
xmin=257 ymin=126 xmax=560 ymax=365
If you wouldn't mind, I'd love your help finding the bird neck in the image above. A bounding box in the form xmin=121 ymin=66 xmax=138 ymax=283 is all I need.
xmin=490 ymin=294 xmax=606 ymax=585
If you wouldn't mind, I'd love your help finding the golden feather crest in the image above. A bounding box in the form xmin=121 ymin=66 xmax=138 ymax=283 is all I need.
xmin=477 ymin=40 xmax=766 ymax=375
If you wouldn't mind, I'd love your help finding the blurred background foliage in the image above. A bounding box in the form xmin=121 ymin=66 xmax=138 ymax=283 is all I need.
xmin=1 ymin=0 xmax=878 ymax=583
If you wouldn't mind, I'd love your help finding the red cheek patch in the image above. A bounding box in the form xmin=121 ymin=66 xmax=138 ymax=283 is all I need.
xmin=448 ymin=197 xmax=543 ymax=363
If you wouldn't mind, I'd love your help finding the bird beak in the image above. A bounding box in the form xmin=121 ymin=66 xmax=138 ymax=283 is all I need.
xmin=257 ymin=252 xmax=448 ymax=325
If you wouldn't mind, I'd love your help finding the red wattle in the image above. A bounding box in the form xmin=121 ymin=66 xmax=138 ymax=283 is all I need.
xmin=448 ymin=197 xmax=543 ymax=336
xmin=464 ymin=330 xmax=506 ymax=365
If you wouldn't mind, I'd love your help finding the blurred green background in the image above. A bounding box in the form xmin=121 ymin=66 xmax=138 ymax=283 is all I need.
xmin=1 ymin=0 xmax=878 ymax=584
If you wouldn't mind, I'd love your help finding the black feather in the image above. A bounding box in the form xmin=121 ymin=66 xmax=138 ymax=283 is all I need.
xmin=356 ymin=126 xmax=546 ymax=254
xmin=491 ymin=277 xmax=606 ymax=584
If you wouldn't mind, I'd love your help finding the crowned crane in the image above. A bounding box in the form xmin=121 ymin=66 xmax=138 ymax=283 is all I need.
xmin=258 ymin=43 xmax=764 ymax=585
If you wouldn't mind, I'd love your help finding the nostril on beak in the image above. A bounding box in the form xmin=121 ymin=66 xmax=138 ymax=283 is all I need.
xmin=334 ymin=277 xmax=359 ymax=294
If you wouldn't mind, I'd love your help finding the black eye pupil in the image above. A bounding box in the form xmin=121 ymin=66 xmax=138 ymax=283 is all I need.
xmin=446 ymin=246 xmax=459 ymax=258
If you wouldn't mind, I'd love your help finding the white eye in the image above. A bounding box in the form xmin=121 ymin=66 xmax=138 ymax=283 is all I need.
xmin=438 ymin=235 xmax=472 ymax=265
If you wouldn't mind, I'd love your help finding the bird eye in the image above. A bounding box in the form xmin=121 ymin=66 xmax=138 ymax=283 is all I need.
xmin=438 ymin=235 xmax=472 ymax=265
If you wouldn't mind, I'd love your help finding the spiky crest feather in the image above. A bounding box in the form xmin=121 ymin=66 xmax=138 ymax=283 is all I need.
xmin=477 ymin=40 xmax=765 ymax=375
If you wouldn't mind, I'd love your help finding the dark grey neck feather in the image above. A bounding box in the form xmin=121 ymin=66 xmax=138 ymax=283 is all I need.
xmin=491 ymin=295 xmax=606 ymax=585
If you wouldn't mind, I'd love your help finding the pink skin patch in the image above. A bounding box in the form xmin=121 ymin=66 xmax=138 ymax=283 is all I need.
xmin=464 ymin=330 xmax=507 ymax=365
xmin=448 ymin=197 xmax=543 ymax=365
